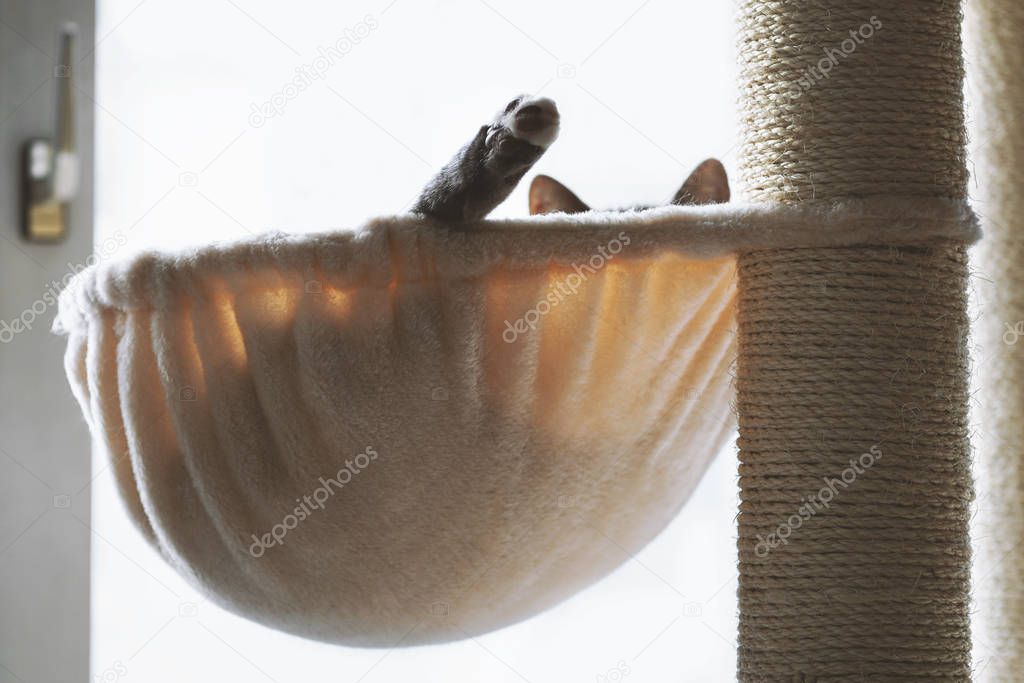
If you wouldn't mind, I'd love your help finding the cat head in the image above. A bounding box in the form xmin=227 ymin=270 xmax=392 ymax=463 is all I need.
xmin=528 ymin=158 xmax=730 ymax=215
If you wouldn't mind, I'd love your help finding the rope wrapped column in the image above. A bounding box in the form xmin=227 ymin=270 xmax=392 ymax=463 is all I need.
xmin=967 ymin=1 xmax=1024 ymax=679
xmin=735 ymin=2 xmax=972 ymax=680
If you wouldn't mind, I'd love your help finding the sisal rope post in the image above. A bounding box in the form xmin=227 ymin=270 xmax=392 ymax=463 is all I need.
xmin=735 ymin=1 xmax=972 ymax=680
xmin=967 ymin=1 xmax=1024 ymax=679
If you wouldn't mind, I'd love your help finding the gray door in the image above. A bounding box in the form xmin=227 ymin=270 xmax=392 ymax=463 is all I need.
xmin=1 ymin=2 xmax=95 ymax=681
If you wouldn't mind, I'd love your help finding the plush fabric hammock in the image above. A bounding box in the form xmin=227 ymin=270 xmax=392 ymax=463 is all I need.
xmin=55 ymin=201 xmax=974 ymax=647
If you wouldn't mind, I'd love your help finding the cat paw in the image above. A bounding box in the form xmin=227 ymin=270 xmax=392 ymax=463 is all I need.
xmin=496 ymin=95 xmax=559 ymax=149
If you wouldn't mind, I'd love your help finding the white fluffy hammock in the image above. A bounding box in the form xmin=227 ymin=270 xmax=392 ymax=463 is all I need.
xmin=54 ymin=199 xmax=976 ymax=646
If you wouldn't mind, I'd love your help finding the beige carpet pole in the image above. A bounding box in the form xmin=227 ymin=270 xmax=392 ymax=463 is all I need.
xmin=735 ymin=1 xmax=972 ymax=680
xmin=967 ymin=1 xmax=1024 ymax=679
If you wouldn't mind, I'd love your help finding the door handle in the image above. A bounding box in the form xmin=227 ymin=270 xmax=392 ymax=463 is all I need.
xmin=21 ymin=23 xmax=80 ymax=242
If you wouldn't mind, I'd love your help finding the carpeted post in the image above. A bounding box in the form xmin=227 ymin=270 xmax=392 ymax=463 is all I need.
xmin=967 ymin=1 xmax=1024 ymax=679
xmin=735 ymin=1 xmax=973 ymax=679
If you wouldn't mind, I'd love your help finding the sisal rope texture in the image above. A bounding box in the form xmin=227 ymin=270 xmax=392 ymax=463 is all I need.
xmin=735 ymin=1 xmax=973 ymax=680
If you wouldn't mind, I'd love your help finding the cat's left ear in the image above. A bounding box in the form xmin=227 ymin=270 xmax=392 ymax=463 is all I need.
xmin=529 ymin=175 xmax=590 ymax=215
xmin=673 ymin=158 xmax=730 ymax=205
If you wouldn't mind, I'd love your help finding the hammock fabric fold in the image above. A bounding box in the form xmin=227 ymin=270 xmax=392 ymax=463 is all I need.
xmin=54 ymin=200 xmax=977 ymax=646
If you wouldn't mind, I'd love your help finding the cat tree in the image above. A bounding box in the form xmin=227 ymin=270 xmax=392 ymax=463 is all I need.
xmin=56 ymin=0 xmax=980 ymax=679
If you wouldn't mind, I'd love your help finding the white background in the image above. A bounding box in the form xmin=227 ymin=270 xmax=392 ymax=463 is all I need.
xmin=90 ymin=1 xmax=740 ymax=681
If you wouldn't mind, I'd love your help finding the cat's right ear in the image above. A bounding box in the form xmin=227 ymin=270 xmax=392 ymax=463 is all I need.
xmin=529 ymin=175 xmax=590 ymax=215
xmin=673 ymin=158 xmax=730 ymax=205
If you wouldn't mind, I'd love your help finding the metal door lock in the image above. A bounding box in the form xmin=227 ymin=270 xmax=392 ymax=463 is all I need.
xmin=21 ymin=23 xmax=79 ymax=242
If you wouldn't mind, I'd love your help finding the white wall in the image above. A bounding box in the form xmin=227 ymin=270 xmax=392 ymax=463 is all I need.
xmin=91 ymin=1 xmax=739 ymax=681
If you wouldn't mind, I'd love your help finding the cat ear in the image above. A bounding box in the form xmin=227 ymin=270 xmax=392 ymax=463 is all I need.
xmin=673 ymin=158 xmax=730 ymax=205
xmin=529 ymin=175 xmax=590 ymax=215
